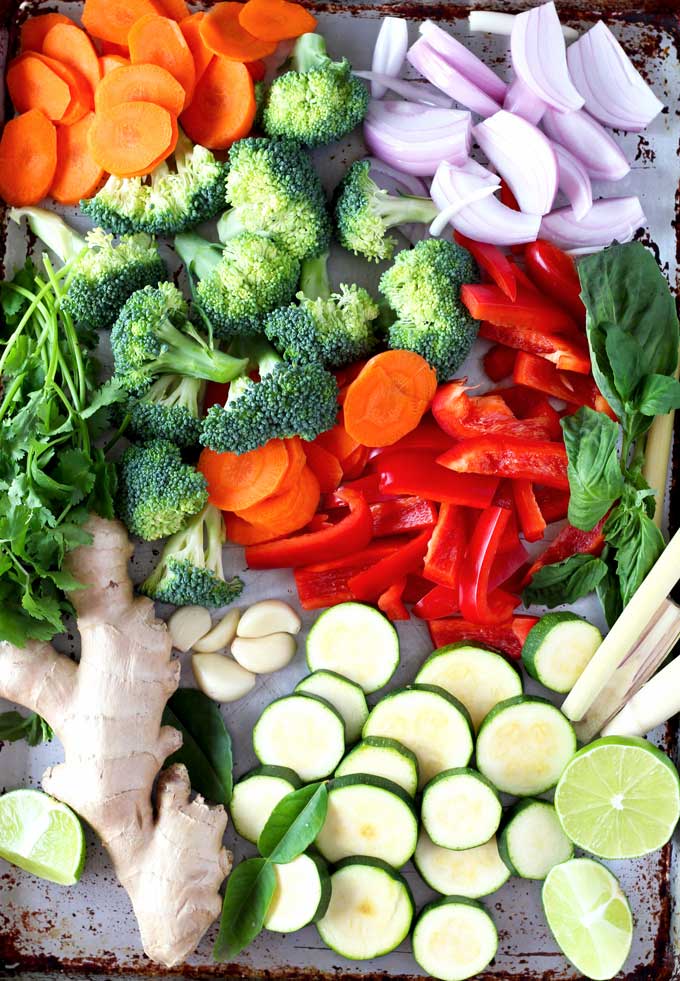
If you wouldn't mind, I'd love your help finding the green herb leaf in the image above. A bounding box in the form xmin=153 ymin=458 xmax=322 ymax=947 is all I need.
xmin=636 ymin=373 xmax=680 ymax=417
xmin=561 ymin=407 xmax=624 ymax=531
xmin=523 ymin=554 xmax=608 ymax=608
xmin=213 ymin=858 xmax=276 ymax=962
xmin=162 ymin=689 xmax=233 ymax=805
xmin=595 ymin=545 xmax=624 ymax=629
xmin=605 ymin=501 xmax=665 ymax=606
xmin=0 ymin=711 xmax=53 ymax=746
xmin=258 ymin=783 xmax=328 ymax=864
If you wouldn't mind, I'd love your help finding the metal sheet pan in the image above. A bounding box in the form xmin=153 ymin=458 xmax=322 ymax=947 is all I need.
xmin=1 ymin=1 xmax=679 ymax=978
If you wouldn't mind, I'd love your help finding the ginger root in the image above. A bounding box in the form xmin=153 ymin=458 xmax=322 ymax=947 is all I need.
xmin=0 ymin=516 xmax=232 ymax=967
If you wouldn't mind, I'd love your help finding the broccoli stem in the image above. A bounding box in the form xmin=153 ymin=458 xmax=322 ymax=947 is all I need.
xmin=174 ymin=232 xmax=223 ymax=279
xmin=299 ymin=251 xmax=331 ymax=301
xmin=215 ymin=208 xmax=248 ymax=244
xmin=378 ymin=193 xmax=439 ymax=230
xmin=9 ymin=207 xmax=86 ymax=264
xmin=154 ymin=320 xmax=249 ymax=383
xmin=292 ymin=32 xmax=329 ymax=72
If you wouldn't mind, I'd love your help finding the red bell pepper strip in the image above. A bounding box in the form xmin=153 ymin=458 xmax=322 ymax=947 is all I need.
xmin=343 ymin=444 xmax=371 ymax=479
xmin=377 ymin=578 xmax=410 ymax=621
xmin=322 ymin=474 xmax=386 ymax=509
xmin=507 ymin=260 xmax=539 ymax=294
xmin=378 ymin=449 xmax=499 ymax=508
xmin=438 ymin=436 xmax=569 ymax=491
xmin=203 ymin=380 xmax=231 ymax=412
xmin=489 ymin=511 xmax=529 ymax=589
xmin=305 ymin=512 xmax=332 ymax=533
xmin=459 ymin=506 xmax=519 ymax=624
xmin=414 ymin=583 xmax=459 ymax=620
xmin=513 ymin=352 xmax=599 ymax=408
xmin=525 ymin=240 xmax=586 ymax=325
xmin=245 ymin=488 xmax=371 ymax=569
xmin=483 ymin=344 xmax=517 ymax=382
xmin=433 ymin=381 xmax=551 ymax=441
xmin=513 ymin=480 xmax=546 ymax=543
xmin=349 ymin=529 xmax=432 ymax=602
xmin=497 ymin=386 xmax=563 ymax=441
xmin=294 ymin=540 xmax=398 ymax=610
xmin=402 ymin=572 xmax=432 ymax=604
xmin=479 ymin=320 xmax=590 ymax=374
xmin=453 ymin=231 xmax=517 ymax=301
xmin=523 ymin=518 xmax=606 ymax=586
xmin=423 ymin=502 xmax=467 ymax=588
xmin=428 ymin=615 xmax=540 ymax=659
xmin=368 ymin=417 xmax=453 ymax=460
xmin=534 ymin=485 xmax=570 ymax=524
xmin=461 ymin=283 xmax=578 ymax=336
xmin=370 ymin=497 xmax=438 ymax=538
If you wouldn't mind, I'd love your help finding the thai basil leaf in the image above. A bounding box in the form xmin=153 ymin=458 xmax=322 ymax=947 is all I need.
xmin=213 ymin=858 xmax=276 ymax=962
xmin=523 ymin=554 xmax=608 ymax=609
xmin=636 ymin=373 xmax=680 ymax=416
xmin=258 ymin=782 xmax=328 ymax=864
xmin=0 ymin=711 xmax=53 ymax=746
xmin=604 ymin=502 xmax=665 ymax=607
xmin=595 ymin=546 xmax=624 ymax=629
xmin=561 ymin=407 xmax=624 ymax=531
xmin=163 ymin=688 xmax=233 ymax=805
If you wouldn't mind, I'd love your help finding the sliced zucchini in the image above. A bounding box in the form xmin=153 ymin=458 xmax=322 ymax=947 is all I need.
xmin=317 ymin=857 xmax=414 ymax=959
xmin=315 ymin=774 xmax=418 ymax=867
xmin=414 ymin=829 xmax=510 ymax=898
xmin=335 ymin=736 xmax=419 ymax=797
xmin=415 ymin=642 xmax=523 ymax=731
xmin=476 ymin=696 xmax=576 ymax=796
xmin=363 ymin=684 xmax=473 ymax=789
xmin=264 ymin=853 xmax=331 ymax=933
xmin=295 ymin=670 xmax=368 ymax=743
xmin=522 ymin=613 xmax=603 ymax=694
xmin=306 ymin=602 xmax=399 ymax=694
xmin=421 ymin=768 xmax=502 ymax=850
xmin=253 ymin=693 xmax=345 ymax=782
xmin=499 ymin=799 xmax=574 ymax=880
xmin=230 ymin=765 xmax=301 ymax=845
xmin=413 ymin=897 xmax=498 ymax=981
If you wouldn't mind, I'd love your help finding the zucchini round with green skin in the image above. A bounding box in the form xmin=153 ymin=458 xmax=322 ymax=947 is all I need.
xmin=230 ymin=766 xmax=301 ymax=845
xmin=264 ymin=853 xmax=331 ymax=933
xmin=415 ymin=643 xmax=523 ymax=731
xmin=306 ymin=602 xmax=399 ymax=693
xmin=317 ymin=857 xmax=414 ymax=960
xmin=476 ymin=696 xmax=577 ymax=796
xmin=499 ymin=799 xmax=573 ymax=880
xmin=253 ymin=693 xmax=345 ymax=782
xmin=414 ymin=830 xmax=510 ymax=898
xmin=335 ymin=736 xmax=419 ymax=797
xmin=522 ymin=613 xmax=602 ymax=694
xmin=295 ymin=670 xmax=368 ymax=743
xmin=413 ymin=897 xmax=498 ymax=981
xmin=315 ymin=774 xmax=418 ymax=867
xmin=362 ymin=684 xmax=473 ymax=789
xmin=421 ymin=768 xmax=502 ymax=850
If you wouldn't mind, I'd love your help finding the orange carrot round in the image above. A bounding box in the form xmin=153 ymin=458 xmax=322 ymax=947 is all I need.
xmin=225 ymin=512 xmax=283 ymax=546
xmin=199 ymin=2 xmax=276 ymax=62
xmin=7 ymin=54 xmax=72 ymax=122
xmin=99 ymin=54 xmax=130 ymax=76
xmin=31 ymin=52 xmax=93 ymax=122
xmin=88 ymin=100 xmax=177 ymax=177
xmin=314 ymin=417 xmax=361 ymax=466
xmin=236 ymin=465 xmax=320 ymax=531
xmin=180 ymin=56 xmax=255 ymax=149
xmin=154 ymin=0 xmax=191 ymax=20
xmin=0 ymin=109 xmax=57 ymax=206
xmin=20 ymin=13 xmax=71 ymax=52
xmin=239 ymin=0 xmax=317 ymax=42
xmin=95 ymin=63 xmax=185 ymax=116
xmin=82 ymin=0 xmax=164 ymax=46
xmin=128 ymin=14 xmax=196 ymax=109
xmin=180 ymin=12 xmax=213 ymax=83
xmin=198 ymin=440 xmax=291 ymax=511
xmin=49 ymin=112 xmax=105 ymax=205
xmin=43 ymin=23 xmax=101 ymax=99
xmin=303 ymin=441 xmax=343 ymax=493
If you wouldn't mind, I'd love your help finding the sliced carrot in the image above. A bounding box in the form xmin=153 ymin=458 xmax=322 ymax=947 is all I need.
xmin=99 ymin=40 xmax=130 ymax=57
xmin=180 ymin=56 xmax=255 ymax=149
xmin=314 ymin=417 xmax=361 ymax=466
xmin=303 ymin=441 xmax=343 ymax=493
xmin=88 ymin=100 xmax=177 ymax=178
xmin=236 ymin=465 xmax=320 ymax=531
xmin=199 ymin=2 xmax=277 ymax=62
xmin=0 ymin=109 xmax=57 ymax=206
xmin=225 ymin=512 xmax=283 ymax=546
xmin=7 ymin=54 xmax=72 ymax=122
xmin=82 ymin=0 xmax=164 ymax=46
xmin=99 ymin=54 xmax=130 ymax=76
xmin=128 ymin=14 xmax=196 ymax=109
xmin=372 ymin=350 xmax=438 ymax=405
xmin=30 ymin=52 xmax=93 ymax=122
xmin=49 ymin=113 xmax=104 ymax=205
xmin=198 ymin=441 xmax=290 ymax=511
xmin=95 ymin=63 xmax=185 ymax=116
xmin=239 ymin=0 xmax=317 ymax=42
xmin=180 ymin=13 xmax=214 ymax=83
xmin=154 ymin=0 xmax=191 ymax=20
xmin=43 ymin=23 xmax=101 ymax=99
xmin=20 ymin=13 xmax=72 ymax=52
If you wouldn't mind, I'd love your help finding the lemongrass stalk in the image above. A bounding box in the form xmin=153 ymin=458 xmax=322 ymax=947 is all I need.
xmin=468 ymin=10 xmax=578 ymax=41
xmin=642 ymin=359 xmax=679 ymax=528
xmin=603 ymin=631 xmax=680 ymax=737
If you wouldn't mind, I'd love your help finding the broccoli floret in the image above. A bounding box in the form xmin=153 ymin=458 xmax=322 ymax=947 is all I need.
xmin=141 ymin=503 xmax=243 ymax=607
xmin=200 ymin=335 xmax=338 ymax=454
xmin=262 ymin=33 xmax=369 ymax=148
xmin=264 ymin=252 xmax=380 ymax=368
xmin=380 ymin=238 xmax=480 ymax=380
xmin=126 ymin=373 xmax=204 ymax=447
xmin=9 ymin=207 xmax=166 ymax=329
xmin=216 ymin=137 xmax=330 ymax=261
xmin=111 ymin=282 xmax=248 ymax=393
xmin=116 ymin=438 xmax=208 ymax=540
xmin=175 ymin=230 xmax=300 ymax=338
xmin=81 ymin=132 xmax=229 ymax=236
xmin=334 ymin=159 xmax=438 ymax=262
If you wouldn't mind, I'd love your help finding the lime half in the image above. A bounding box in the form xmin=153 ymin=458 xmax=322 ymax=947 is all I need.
xmin=542 ymin=858 xmax=632 ymax=980
xmin=554 ymin=736 xmax=680 ymax=859
xmin=0 ymin=789 xmax=86 ymax=885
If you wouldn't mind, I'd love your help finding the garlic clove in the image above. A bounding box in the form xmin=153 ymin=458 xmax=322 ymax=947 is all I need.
xmin=168 ymin=605 xmax=212 ymax=652
xmin=236 ymin=600 xmax=302 ymax=639
xmin=231 ymin=633 xmax=297 ymax=674
xmin=192 ymin=653 xmax=256 ymax=702
xmin=194 ymin=608 xmax=241 ymax=652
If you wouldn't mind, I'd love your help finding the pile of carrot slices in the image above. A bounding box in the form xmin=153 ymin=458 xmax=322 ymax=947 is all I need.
xmin=0 ymin=0 xmax=315 ymax=206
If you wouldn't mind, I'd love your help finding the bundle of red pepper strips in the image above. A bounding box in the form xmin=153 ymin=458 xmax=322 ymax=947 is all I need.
xmin=200 ymin=238 xmax=609 ymax=661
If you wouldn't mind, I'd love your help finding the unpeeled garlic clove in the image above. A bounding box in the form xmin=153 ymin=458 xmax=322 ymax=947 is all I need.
xmin=168 ymin=605 xmax=212 ymax=652
xmin=192 ymin=653 xmax=256 ymax=702
xmin=231 ymin=633 xmax=297 ymax=674
xmin=194 ymin=608 xmax=241 ymax=652
xmin=236 ymin=600 xmax=302 ymax=639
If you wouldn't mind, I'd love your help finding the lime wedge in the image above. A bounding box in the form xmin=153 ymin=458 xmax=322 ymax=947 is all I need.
xmin=542 ymin=858 xmax=632 ymax=980
xmin=554 ymin=735 xmax=680 ymax=859
xmin=0 ymin=789 xmax=86 ymax=885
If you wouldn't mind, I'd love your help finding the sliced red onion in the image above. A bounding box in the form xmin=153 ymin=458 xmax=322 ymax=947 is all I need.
xmin=354 ymin=71 xmax=453 ymax=107
xmin=371 ymin=17 xmax=409 ymax=99
xmin=567 ymin=21 xmax=664 ymax=132
xmin=542 ymin=107 xmax=630 ymax=180
xmin=551 ymin=141 xmax=592 ymax=221
xmin=511 ymin=2 xmax=584 ymax=114
xmin=469 ymin=9 xmax=578 ymax=42
xmin=407 ymin=37 xmax=502 ymax=117
xmin=540 ymin=196 xmax=645 ymax=250
xmin=503 ymin=76 xmax=546 ymax=124
xmin=419 ymin=20 xmax=507 ymax=102
xmin=364 ymin=101 xmax=472 ymax=176
xmin=474 ymin=110 xmax=557 ymax=216
xmin=429 ymin=183 xmax=499 ymax=237
xmin=431 ymin=161 xmax=541 ymax=245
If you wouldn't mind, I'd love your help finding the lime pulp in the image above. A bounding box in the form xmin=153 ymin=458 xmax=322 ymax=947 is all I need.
xmin=0 ymin=789 xmax=86 ymax=886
